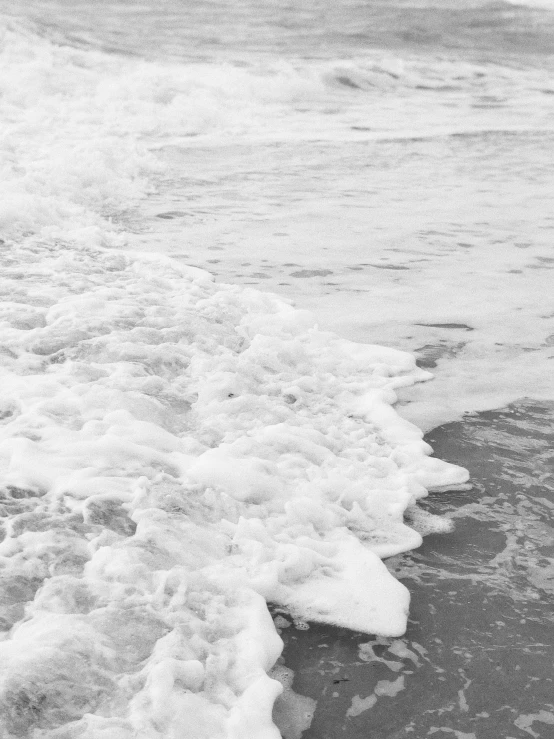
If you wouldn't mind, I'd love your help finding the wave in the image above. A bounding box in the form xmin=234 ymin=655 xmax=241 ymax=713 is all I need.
xmin=0 ymin=238 xmax=468 ymax=737
xmin=0 ymin=18 xmax=477 ymax=738
xmin=504 ymin=0 xmax=554 ymax=8
xmin=8 ymin=0 xmax=554 ymax=62
xmin=3 ymin=18 xmax=553 ymax=246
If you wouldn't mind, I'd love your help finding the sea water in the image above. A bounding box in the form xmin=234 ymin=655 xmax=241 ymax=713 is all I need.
xmin=0 ymin=1 xmax=552 ymax=738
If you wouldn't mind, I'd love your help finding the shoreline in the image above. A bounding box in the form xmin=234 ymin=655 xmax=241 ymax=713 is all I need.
xmin=2 ymin=14 xmax=554 ymax=737
xmin=278 ymin=399 xmax=554 ymax=739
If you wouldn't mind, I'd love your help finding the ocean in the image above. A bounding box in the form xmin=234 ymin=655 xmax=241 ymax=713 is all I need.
xmin=0 ymin=1 xmax=553 ymax=737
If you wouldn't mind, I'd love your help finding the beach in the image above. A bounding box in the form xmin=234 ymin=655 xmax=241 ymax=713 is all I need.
xmin=279 ymin=400 xmax=554 ymax=738
xmin=0 ymin=1 xmax=553 ymax=737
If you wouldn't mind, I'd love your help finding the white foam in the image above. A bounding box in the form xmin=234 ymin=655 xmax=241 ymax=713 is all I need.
xmin=346 ymin=676 xmax=405 ymax=717
xmin=2 ymin=21 xmax=552 ymax=223
xmin=0 ymin=21 xmax=485 ymax=738
xmin=514 ymin=710 xmax=554 ymax=738
xmin=0 ymin=240 xmax=468 ymax=736
xmin=154 ymin=140 xmax=554 ymax=433
xmin=270 ymin=665 xmax=316 ymax=739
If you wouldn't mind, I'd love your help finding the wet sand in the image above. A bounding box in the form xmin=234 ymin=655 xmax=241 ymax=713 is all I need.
xmin=276 ymin=400 xmax=554 ymax=739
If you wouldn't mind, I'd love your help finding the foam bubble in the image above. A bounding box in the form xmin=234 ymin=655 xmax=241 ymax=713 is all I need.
xmin=0 ymin=21 xmax=472 ymax=738
xmin=0 ymin=240 xmax=468 ymax=735
xmin=270 ymin=665 xmax=316 ymax=739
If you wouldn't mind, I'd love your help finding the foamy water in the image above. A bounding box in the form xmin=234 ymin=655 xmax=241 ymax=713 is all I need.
xmin=0 ymin=1 xmax=553 ymax=737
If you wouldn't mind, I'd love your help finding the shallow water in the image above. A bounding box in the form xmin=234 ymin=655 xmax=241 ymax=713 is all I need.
xmin=3 ymin=2 xmax=554 ymax=433
xmin=128 ymin=126 xmax=554 ymax=429
xmin=279 ymin=400 xmax=554 ymax=738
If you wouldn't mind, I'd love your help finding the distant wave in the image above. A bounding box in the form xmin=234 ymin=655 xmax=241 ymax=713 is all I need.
xmin=348 ymin=124 xmax=554 ymax=142
xmin=1 ymin=17 xmax=553 ymax=241
xmin=504 ymin=0 xmax=554 ymax=8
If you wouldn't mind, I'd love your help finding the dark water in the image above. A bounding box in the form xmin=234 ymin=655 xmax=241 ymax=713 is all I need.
xmin=278 ymin=401 xmax=554 ymax=738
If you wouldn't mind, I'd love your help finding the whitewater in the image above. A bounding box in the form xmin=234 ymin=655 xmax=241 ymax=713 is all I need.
xmin=0 ymin=1 xmax=553 ymax=737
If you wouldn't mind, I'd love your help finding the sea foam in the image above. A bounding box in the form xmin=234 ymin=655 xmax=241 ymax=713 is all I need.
xmin=2 ymin=18 xmax=552 ymax=248
xmin=0 ymin=21 xmax=471 ymax=738
xmin=0 ymin=240 xmax=468 ymax=737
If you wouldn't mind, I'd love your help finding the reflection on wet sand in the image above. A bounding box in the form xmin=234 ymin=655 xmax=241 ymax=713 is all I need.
xmin=277 ymin=400 xmax=554 ymax=739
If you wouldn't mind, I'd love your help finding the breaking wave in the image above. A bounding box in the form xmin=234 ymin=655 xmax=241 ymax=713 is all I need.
xmin=0 ymin=18 xmax=477 ymax=738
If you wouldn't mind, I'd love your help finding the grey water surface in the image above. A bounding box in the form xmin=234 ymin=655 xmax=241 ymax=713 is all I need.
xmin=5 ymin=0 xmax=554 ymax=62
